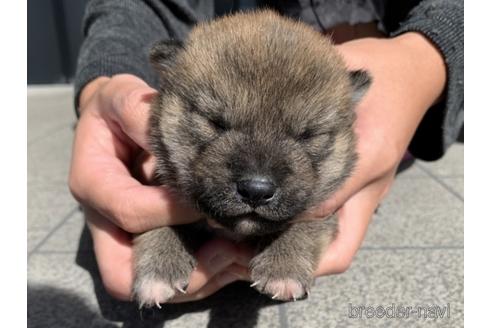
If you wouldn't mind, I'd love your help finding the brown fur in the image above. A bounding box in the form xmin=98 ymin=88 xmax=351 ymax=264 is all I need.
xmin=133 ymin=10 xmax=371 ymax=306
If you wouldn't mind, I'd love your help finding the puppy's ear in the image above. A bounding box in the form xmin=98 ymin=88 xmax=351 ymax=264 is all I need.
xmin=149 ymin=39 xmax=184 ymax=72
xmin=349 ymin=70 xmax=372 ymax=104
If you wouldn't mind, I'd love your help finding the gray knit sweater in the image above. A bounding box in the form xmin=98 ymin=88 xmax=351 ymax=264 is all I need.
xmin=74 ymin=0 xmax=463 ymax=161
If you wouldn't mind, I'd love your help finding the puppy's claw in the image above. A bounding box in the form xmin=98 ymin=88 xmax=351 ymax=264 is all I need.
xmin=175 ymin=281 xmax=188 ymax=294
xmin=155 ymin=301 xmax=162 ymax=309
xmin=176 ymin=286 xmax=187 ymax=294
xmin=271 ymin=292 xmax=279 ymax=300
xmin=250 ymin=281 xmax=260 ymax=288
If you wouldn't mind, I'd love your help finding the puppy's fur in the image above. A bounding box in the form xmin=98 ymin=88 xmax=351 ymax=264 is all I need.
xmin=133 ymin=10 xmax=371 ymax=306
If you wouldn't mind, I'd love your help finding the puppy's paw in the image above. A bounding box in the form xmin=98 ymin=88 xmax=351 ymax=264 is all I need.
xmin=133 ymin=278 xmax=176 ymax=308
xmin=252 ymin=278 xmax=308 ymax=301
xmin=132 ymin=253 xmax=195 ymax=308
xmin=132 ymin=227 xmax=197 ymax=308
xmin=132 ymin=273 xmax=191 ymax=308
xmin=249 ymin=255 xmax=313 ymax=301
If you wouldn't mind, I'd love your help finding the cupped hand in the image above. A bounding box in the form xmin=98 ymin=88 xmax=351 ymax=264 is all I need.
xmin=309 ymin=32 xmax=446 ymax=276
xmin=69 ymin=74 xmax=201 ymax=233
xmin=84 ymin=206 xmax=251 ymax=302
xmin=70 ymin=74 xmax=247 ymax=301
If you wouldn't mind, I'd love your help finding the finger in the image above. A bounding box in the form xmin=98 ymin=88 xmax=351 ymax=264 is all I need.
xmin=181 ymin=239 xmax=242 ymax=295
xmin=170 ymin=240 xmax=253 ymax=303
xmin=224 ymin=263 xmax=251 ymax=280
xmin=102 ymin=75 xmax=158 ymax=152
xmin=93 ymin=174 xmax=199 ymax=233
xmin=70 ymin=113 xmax=200 ymax=233
xmin=314 ymin=177 xmax=389 ymax=276
xmin=233 ymin=242 xmax=256 ymax=267
xmin=171 ymin=263 xmax=250 ymax=303
xmin=85 ymin=207 xmax=134 ymax=301
xmin=131 ymin=151 xmax=157 ymax=185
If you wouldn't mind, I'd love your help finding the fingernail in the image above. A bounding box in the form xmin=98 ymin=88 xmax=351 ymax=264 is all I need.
xmin=216 ymin=272 xmax=238 ymax=287
xmin=208 ymin=252 xmax=234 ymax=269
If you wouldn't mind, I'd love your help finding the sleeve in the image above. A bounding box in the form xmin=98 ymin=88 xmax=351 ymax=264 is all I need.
xmin=73 ymin=0 xmax=214 ymax=113
xmin=388 ymin=0 xmax=464 ymax=161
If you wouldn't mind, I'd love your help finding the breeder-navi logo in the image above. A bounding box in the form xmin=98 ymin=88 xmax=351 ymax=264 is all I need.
xmin=348 ymin=303 xmax=451 ymax=320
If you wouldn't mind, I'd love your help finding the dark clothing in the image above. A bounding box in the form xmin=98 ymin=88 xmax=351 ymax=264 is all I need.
xmin=74 ymin=0 xmax=463 ymax=161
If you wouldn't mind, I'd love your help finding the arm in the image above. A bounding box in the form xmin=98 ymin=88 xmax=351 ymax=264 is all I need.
xmin=387 ymin=0 xmax=464 ymax=160
xmin=74 ymin=0 xmax=215 ymax=112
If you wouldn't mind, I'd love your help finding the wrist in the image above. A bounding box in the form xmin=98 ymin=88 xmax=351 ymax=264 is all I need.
xmin=390 ymin=32 xmax=447 ymax=106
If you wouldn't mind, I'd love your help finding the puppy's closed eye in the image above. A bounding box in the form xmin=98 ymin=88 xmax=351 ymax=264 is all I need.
xmin=187 ymin=103 xmax=230 ymax=133
xmin=296 ymin=129 xmax=331 ymax=143
xmin=206 ymin=115 xmax=230 ymax=132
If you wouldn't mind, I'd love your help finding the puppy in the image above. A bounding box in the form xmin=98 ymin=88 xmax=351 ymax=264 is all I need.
xmin=132 ymin=10 xmax=371 ymax=307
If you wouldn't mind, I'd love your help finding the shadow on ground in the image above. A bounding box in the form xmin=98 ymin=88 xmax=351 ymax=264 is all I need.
xmin=28 ymin=284 xmax=119 ymax=328
xmin=61 ymin=225 xmax=279 ymax=328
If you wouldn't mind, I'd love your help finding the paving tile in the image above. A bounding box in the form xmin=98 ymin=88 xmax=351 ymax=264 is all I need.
xmin=28 ymin=253 xmax=119 ymax=328
xmin=442 ymin=177 xmax=464 ymax=199
xmin=37 ymin=208 xmax=91 ymax=253
xmin=362 ymin=178 xmax=463 ymax=249
xmin=28 ymin=284 xmax=121 ymax=328
xmin=385 ymin=142 xmax=463 ymax=180
xmin=417 ymin=143 xmax=464 ymax=177
xmin=28 ymin=126 xmax=78 ymax=252
xmin=28 ymin=252 xmax=281 ymax=327
xmin=27 ymin=85 xmax=76 ymax=144
xmin=283 ymin=249 xmax=463 ymax=328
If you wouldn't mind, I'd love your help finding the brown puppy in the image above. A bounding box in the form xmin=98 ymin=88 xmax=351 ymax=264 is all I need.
xmin=133 ymin=10 xmax=371 ymax=307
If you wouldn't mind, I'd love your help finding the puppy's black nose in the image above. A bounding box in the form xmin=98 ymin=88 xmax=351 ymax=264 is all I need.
xmin=237 ymin=177 xmax=276 ymax=206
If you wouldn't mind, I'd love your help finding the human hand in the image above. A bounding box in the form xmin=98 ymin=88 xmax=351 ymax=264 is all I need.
xmin=69 ymin=74 xmax=201 ymax=232
xmin=84 ymin=206 xmax=251 ymax=302
xmin=307 ymin=32 xmax=447 ymax=275
xmin=70 ymin=74 xmax=238 ymax=301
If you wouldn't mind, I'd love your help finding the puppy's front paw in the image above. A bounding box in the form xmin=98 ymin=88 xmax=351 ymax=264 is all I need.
xmin=132 ymin=259 xmax=194 ymax=308
xmin=132 ymin=227 xmax=197 ymax=308
xmin=251 ymin=277 xmax=308 ymax=301
xmin=249 ymin=254 xmax=313 ymax=301
xmin=133 ymin=278 xmax=177 ymax=308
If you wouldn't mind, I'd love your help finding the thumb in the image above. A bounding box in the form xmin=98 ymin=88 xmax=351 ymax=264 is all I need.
xmin=170 ymin=239 xmax=250 ymax=303
xmin=103 ymin=75 xmax=158 ymax=152
xmin=183 ymin=239 xmax=239 ymax=295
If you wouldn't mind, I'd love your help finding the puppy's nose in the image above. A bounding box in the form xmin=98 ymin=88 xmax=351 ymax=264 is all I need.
xmin=237 ymin=177 xmax=276 ymax=206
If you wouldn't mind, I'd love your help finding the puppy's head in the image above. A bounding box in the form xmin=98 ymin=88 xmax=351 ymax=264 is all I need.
xmin=149 ymin=11 xmax=371 ymax=236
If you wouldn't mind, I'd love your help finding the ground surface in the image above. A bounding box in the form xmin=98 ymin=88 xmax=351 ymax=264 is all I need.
xmin=27 ymin=85 xmax=464 ymax=328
